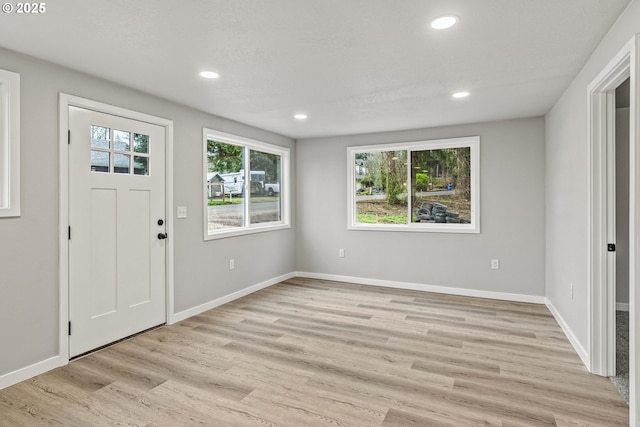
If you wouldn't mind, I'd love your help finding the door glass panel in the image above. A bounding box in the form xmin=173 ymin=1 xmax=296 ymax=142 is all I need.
xmin=91 ymin=150 xmax=110 ymax=172
xmin=134 ymin=133 xmax=149 ymax=154
xmin=114 ymin=130 xmax=130 ymax=151
xmin=134 ymin=156 xmax=149 ymax=176
xmin=91 ymin=126 xmax=110 ymax=149
xmin=114 ymin=153 xmax=131 ymax=174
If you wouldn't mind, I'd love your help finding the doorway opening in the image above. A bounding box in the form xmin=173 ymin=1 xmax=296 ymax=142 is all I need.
xmin=610 ymin=77 xmax=631 ymax=404
xmin=587 ymin=34 xmax=638 ymax=425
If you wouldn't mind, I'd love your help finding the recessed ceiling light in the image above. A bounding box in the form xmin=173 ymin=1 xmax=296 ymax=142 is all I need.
xmin=199 ymin=71 xmax=220 ymax=79
xmin=431 ymin=16 xmax=458 ymax=30
xmin=452 ymin=91 xmax=470 ymax=98
xmin=294 ymin=114 xmax=308 ymax=120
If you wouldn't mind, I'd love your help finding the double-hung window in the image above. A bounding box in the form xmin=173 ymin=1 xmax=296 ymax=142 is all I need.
xmin=348 ymin=136 xmax=480 ymax=233
xmin=203 ymin=128 xmax=290 ymax=239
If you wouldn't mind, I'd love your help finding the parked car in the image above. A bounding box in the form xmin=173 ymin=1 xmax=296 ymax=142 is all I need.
xmin=264 ymin=183 xmax=280 ymax=196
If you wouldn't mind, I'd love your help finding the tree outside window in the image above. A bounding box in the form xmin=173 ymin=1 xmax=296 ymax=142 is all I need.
xmin=203 ymin=129 xmax=290 ymax=240
xmin=348 ymin=136 xmax=479 ymax=233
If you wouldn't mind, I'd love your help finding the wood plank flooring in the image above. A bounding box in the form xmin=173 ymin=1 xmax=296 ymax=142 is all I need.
xmin=0 ymin=278 xmax=628 ymax=426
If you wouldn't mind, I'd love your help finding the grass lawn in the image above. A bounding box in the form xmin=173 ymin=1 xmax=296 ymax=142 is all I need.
xmin=208 ymin=196 xmax=275 ymax=206
xmin=357 ymin=213 xmax=407 ymax=224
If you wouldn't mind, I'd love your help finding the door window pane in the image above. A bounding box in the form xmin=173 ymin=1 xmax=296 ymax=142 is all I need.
xmin=91 ymin=126 xmax=110 ymax=149
xmin=134 ymin=156 xmax=149 ymax=176
xmin=134 ymin=133 xmax=149 ymax=153
xmin=91 ymin=150 xmax=110 ymax=173
xmin=114 ymin=153 xmax=131 ymax=174
xmin=114 ymin=130 xmax=130 ymax=151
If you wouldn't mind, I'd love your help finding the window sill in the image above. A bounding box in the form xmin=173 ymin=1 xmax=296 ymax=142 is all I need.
xmin=204 ymin=222 xmax=291 ymax=241
xmin=347 ymin=223 xmax=480 ymax=234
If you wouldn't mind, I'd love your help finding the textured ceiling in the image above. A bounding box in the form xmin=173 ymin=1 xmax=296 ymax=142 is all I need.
xmin=0 ymin=0 xmax=631 ymax=139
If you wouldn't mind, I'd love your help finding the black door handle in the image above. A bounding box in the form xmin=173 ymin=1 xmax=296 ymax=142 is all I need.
xmin=157 ymin=233 xmax=168 ymax=240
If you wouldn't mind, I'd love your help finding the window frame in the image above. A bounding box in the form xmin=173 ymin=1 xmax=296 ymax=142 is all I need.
xmin=347 ymin=136 xmax=480 ymax=234
xmin=203 ymin=128 xmax=290 ymax=240
xmin=0 ymin=69 xmax=20 ymax=217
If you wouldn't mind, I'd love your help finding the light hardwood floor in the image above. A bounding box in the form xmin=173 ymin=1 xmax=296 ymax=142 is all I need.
xmin=0 ymin=278 xmax=628 ymax=426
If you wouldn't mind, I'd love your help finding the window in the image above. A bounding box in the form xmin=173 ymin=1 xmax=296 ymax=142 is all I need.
xmin=90 ymin=126 xmax=150 ymax=175
xmin=0 ymin=68 xmax=20 ymax=217
xmin=203 ymin=128 xmax=290 ymax=239
xmin=348 ymin=136 xmax=480 ymax=233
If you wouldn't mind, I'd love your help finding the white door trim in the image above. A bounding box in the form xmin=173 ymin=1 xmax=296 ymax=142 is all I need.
xmin=587 ymin=44 xmax=628 ymax=377
xmin=58 ymin=94 xmax=175 ymax=365
xmin=587 ymin=34 xmax=638 ymax=425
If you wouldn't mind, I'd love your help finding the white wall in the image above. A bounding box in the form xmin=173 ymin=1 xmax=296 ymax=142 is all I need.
xmin=545 ymin=0 xmax=639 ymax=349
xmin=0 ymin=47 xmax=295 ymax=377
xmin=296 ymin=117 xmax=546 ymax=298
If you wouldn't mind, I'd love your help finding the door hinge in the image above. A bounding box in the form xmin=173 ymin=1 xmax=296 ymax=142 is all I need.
xmin=68 ymin=129 xmax=71 ymax=144
xmin=68 ymin=226 xmax=71 ymax=240
xmin=68 ymin=321 xmax=71 ymax=336
xmin=608 ymin=243 xmax=616 ymax=252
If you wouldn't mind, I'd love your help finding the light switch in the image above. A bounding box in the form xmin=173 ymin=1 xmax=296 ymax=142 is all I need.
xmin=177 ymin=206 xmax=187 ymax=218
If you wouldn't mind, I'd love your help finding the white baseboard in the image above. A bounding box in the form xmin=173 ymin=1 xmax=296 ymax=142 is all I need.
xmin=170 ymin=272 xmax=296 ymax=324
xmin=617 ymin=302 xmax=630 ymax=312
xmin=545 ymin=299 xmax=590 ymax=368
xmin=0 ymin=356 xmax=61 ymax=391
xmin=294 ymin=271 xmax=546 ymax=304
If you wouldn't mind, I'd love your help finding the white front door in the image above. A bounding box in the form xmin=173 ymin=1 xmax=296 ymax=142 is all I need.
xmin=68 ymin=106 xmax=166 ymax=357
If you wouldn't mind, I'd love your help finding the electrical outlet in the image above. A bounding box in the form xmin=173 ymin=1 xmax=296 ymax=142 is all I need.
xmin=177 ymin=206 xmax=187 ymax=218
xmin=229 ymin=259 xmax=235 ymax=270
xmin=338 ymin=248 xmax=345 ymax=258
xmin=491 ymin=259 xmax=500 ymax=270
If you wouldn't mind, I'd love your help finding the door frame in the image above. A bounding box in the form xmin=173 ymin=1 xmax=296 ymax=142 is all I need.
xmin=58 ymin=94 xmax=175 ymax=364
xmin=587 ymin=34 xmax=638 ymax=422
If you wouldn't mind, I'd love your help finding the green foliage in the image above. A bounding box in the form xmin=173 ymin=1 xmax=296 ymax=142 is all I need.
xmin=207 ymin=140 xmax=243 ymax=173
xmin=133 ymin=133 xmax=149 ymax=175
xmin=207 ymin=140 xmax=282 ymax=186
xmin=357 ymin=213 xmax=408 ymax=224
xmin=358 ymin=175 xmax=374 ymax=188
xmin=134 ymin=133 xmax=149 ymax=154
xmin=432 ymin=177 xmax=446 ymax=190
xmin=415 ymin=173 xmax=430 ymax=191
xmin=454 ymin=146 xmax=471 ymax=199
xmin=250 ymin=150 xmax=280 ymax=183
xmin=385 ymin=151 xmax=407 ymax=206
xmin=386 ymin=178 xmax=407 ymax=205
xmin=208 ymin=198 xmax=243 ymax=206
